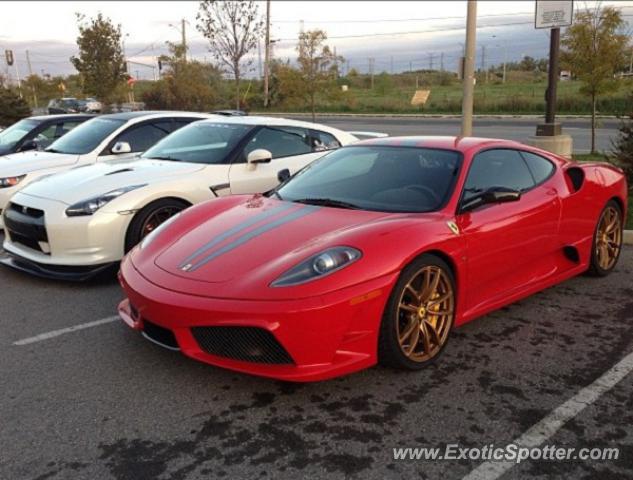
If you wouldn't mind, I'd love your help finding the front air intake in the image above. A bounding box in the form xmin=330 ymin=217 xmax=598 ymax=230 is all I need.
xmin=191 ymin=326 xmax=294 ymax=364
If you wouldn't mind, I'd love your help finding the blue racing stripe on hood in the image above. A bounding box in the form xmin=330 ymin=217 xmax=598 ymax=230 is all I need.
xmin=178 ymin=202 xmax=296 ymax=269
xmin=183 ymin=205 xmax=321 ymax=272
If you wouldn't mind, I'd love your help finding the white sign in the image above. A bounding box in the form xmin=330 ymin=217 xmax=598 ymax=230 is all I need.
xmin=535 ymin=0 xmax=574 ymax=29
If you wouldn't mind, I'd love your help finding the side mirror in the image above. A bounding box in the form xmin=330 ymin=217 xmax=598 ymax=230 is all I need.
xmin=111 ymin=141 xmax=132 ymax=155
xmin=461 ymin=187 xmax=521 ymax=212
xmin=247 ymin=148 xmax=272 ymax=164
xmin=277 ymin=168 xmax=291 ymax=183
xmin=482 ymin=187 xmax=521 ymax=204
xmin=19 ymin=140 xmax=38 ymax=152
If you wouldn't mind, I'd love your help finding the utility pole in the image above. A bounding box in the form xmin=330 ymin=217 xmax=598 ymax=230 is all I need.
xmin=263 ymin=0 xmax=271 ymax=107
xmin=181 ymin=18 xmax=187 ymax=62
xmin=368 ymin=58 xmax=375 ymax=89
xmin=390 ymin=56 xmax=394 ymax=74
xmin=428 ymin=52 xmax=434 ymax=70
xmin=25 ymin=50 xmax=37 ymax=107
xmin=480 ymin=44 xmax=487 ymax=83
xmin=440 ymin=52 xmax=444 ymax=71
xmin=461 ymin=0 xmax=477 ymax=137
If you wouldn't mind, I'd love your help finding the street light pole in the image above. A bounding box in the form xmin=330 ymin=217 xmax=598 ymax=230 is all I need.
xmin=461 ymin=0 xmax=477 ymax=137
xmin=263 ymin=0 xmax=271 ymax=107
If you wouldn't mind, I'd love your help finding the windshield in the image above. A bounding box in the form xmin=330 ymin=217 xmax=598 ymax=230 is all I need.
xmin=276 ymin=146 xmax=461 ymax=213
xmin=0 ymin=119 xmax=39 ymax=149
xmin=46 ymin=117 xmax=124 ymax=155
xmin=142 ymin=122 xmax=253 ymax=164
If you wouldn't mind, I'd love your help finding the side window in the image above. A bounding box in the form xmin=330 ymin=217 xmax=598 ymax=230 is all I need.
xmin=244 ymin=126 xmax=312 ymax=160
xmin=520 ymin=151 xmax=555 ymax=185
xmin=58 ymin=121 xmax=83 ymax=138
xmin=36 ymin=125 xmax=58 ymax=141
xmin=114 ymin=122 xmax=172 ymax=152
xmin=311 ymin=130 xmax=341 ymax=152
xmin=463 ymin=149 xmax=535 ymax=203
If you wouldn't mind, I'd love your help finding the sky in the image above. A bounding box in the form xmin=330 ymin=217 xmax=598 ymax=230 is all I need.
xmin=0 ymin=0 xmax=631 ymax=80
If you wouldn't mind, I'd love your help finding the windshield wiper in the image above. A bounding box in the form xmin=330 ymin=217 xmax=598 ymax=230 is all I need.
xmin=45 ymin=148 xmax=63 ymax=153
xmin=293 ymin=197 xmax=362 ymax=210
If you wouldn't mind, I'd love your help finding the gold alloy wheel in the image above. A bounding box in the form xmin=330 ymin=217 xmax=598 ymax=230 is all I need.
xmin=396 ymin=265 xmax=454 ymax=362
xmin=595 ymin=206 xmax=622 ymax=271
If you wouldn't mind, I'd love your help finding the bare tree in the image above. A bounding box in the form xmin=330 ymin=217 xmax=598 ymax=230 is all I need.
xmin=197 ymin=0 xmax=263 ymax=109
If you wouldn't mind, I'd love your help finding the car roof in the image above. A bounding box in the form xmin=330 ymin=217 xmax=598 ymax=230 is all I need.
xmin=101 ymin=111 xmax=212 ymax=121
xmin=27 ymin=114 xmax=96 ymax=122
xmin=353 ymin=135 xmax=526 ymax=152
xmin=195 ymin=115 xmax=349 ymax=135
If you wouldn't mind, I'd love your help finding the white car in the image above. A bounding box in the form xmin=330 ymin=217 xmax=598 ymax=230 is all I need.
xmin=1 ymin=116 xmax=361 ymax=279
xmin=0 ymin=111 xmax=213 ymax=229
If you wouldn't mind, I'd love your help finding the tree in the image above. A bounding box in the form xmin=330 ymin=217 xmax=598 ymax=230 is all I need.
xmin=561 ymin=5 xmax=629 ymax=153
xmin=70 ymin=13 xmax=127 ymax=104
xmin=142 ymin=42 xmax=223 ymax=111
xmin=297 ymin=30 xmax=341 ymax=121
xmin=197 ymin=0 xmax=263 ymax=109
xmin=0 ymin=88 xmax=31 ymax=127
xmin=610 ymin=108 xmax=633 ymax=186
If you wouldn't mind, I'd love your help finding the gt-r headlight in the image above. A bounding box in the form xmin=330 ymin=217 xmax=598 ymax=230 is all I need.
xmin=65 ymin=184 xmax=147 ymax=217
xmin=0 ymin=175 xmax=26 ymax=188
xmin=271 ymin=246 xmax=362 ymax=287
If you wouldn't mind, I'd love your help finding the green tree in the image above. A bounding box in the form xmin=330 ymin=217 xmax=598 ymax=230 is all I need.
xmin=197 ymin=0 xmax=264 ymax=110
xmin=141 ymin=42 xmax=222 ymax=111
xmin=297 ymin=30 xmax=342 ymax=121
xmin=610 ymin=105 xmax=633 ymax=186
xmin=70 ymin=13 xmax=127 ymax=104
xmin=561 ymin=5 xmax=629 ymax=153
xmin=0 ymin=88 xmax=31 ymax=126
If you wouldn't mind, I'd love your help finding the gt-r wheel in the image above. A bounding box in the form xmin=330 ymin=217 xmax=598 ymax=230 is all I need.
xmin=378 ymin=254 xmax=455 ymax=370
xmin=588 ymin=200 xmax=623 ymax=277
xmin=125 ymin=198 xmax=189 ymax=252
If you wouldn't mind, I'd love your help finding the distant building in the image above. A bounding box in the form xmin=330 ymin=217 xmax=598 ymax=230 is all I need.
xmin=560 ymin=70 xmax=572 ymax=81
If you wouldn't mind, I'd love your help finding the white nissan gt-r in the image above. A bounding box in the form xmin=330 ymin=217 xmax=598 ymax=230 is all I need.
xmin=0 ymin=111 xmax=213 ymax=229
xmin=1 ymin=116 xmax=362 ymax=279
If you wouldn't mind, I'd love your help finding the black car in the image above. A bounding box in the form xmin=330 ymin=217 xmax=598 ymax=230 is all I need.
xmin=0 ymin=114 xmax=94 ymax=156
xmin=47 ymin=98 xmax=82 ymax=114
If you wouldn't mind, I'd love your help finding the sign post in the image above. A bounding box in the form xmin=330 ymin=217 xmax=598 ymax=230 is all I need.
xmin=528 ymin=0 xmax=574 ymax=157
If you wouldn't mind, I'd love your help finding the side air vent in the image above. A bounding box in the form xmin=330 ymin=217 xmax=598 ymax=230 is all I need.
xmin=565 ymin=167 xmax=585 ymax=193
xmin=105 ymin=168 xmax=134 ymax=175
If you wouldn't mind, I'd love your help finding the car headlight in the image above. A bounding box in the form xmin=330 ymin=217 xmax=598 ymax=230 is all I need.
xmin=65 ymin=184 xmax=147 ymax=217
xmin=139 ymin=212 xmax=182 ymax=250
xmin=271 ymin=246 xmax=361 ymax=287
xmin=0 ymin=175 xmax=26 ymax=188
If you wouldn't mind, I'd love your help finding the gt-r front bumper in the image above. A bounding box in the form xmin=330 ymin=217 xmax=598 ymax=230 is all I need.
xmin=1 ymin=192 xmax=131 ymax=279
xmin=118 ymin=254 xmax=397 ymax=382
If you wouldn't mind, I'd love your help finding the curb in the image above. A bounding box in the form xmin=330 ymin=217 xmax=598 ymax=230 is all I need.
xmin=625 ymin=230 xmax=633 ymax=245
xmin=251 ymin=112 xmax=622 ymax=120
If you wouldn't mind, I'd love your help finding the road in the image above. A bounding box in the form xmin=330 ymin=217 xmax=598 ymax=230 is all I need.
xmin=1 ymin=229 xmax=632 ymax=480
xmin=285 ymin=115 xmax=620 ymax=154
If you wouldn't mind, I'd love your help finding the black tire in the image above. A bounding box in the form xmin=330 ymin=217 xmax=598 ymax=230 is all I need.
xmin=378 ymin=254 xmax=456 ymax=370
xmin=587 ymin=199 xmax=624 ymax=277
xmin=124 ymin=198 xmax=189 ymax=252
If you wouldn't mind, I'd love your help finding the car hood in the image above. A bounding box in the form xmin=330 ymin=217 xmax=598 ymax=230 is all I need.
xmin=153 ymin=196 xmax=392 ymax=286
xmin=0 ymin=151 xmax=79 ymax=177
xmin=18 ymin=158 xmax=206 ymax=205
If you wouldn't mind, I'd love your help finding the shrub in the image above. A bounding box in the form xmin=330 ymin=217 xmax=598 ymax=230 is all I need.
xmin=0 ymin=88 xmax=31 ymax=126
xmin=610 ymin=113 xmax=633 ymax=186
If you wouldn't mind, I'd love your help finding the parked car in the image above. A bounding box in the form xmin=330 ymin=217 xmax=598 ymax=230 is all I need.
xmin=1 ymin=116 xmax=359 ymax=279
xmin=78 ymin=97 xmax=103 ymax=113
xmin=113 ymin=136 xmax=626 ymax=381
xmin=0 ymin=114 xmax=93 ymax=156
xmin=47 ymin=98 xmax=82 ymax=114
xmin=0 ymin=111 xmax=212 ymax=229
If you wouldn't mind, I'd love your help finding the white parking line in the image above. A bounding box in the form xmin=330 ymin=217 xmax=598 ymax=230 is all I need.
xmin=462 ymin=349 xmax=633 ymax=480
xmin=13 ymin=316 xmax=120 ymax=346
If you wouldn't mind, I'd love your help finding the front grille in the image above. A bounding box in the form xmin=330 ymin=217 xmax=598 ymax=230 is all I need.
xmin=191 ymin=326 xmax=294 ymax=364
xmin=142 ymin=319 xmax=179 ymax=350
xmin=4 ymin=202 xmax=48 ymax=253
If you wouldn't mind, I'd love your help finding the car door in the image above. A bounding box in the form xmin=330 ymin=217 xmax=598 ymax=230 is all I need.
xmin=227 ymin=126 xmax=327 ymax=194
xmin=456 ymin=148 xmax=561 ymax=316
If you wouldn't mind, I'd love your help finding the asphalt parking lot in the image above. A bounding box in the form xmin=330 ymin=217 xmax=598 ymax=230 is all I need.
xmin=1 ymin=228 xmax=632 ymax=480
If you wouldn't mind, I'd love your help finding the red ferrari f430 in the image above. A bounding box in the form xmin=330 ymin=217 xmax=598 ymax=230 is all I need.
xmin=118 ymin=137 xmax=627 ymax=381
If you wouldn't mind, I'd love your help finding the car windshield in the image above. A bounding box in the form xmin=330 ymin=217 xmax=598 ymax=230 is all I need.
xmin=0 ymin=119 xmax=39 ymax=149
xmin=276 ymin=145 xmax=461 ymax=213
xmin=142 ymin=122 xmax=253 ymax=164
xmin=46 ymin=117 xmax=125 ymax=155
